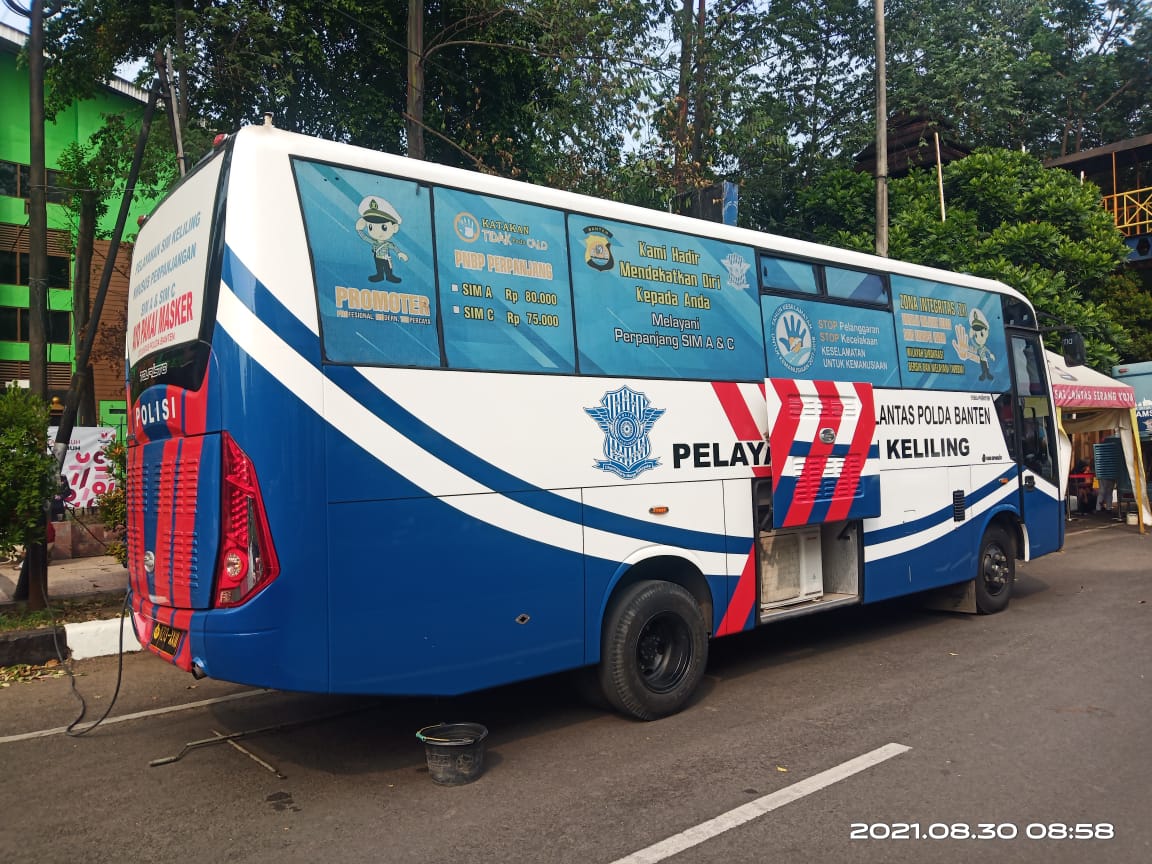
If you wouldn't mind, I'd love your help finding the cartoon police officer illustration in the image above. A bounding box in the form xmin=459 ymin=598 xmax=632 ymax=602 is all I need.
xmin=356 ymin=196 xmax=408 ymax=283
xmin=952 ymin=307 xmax=996 ymax=381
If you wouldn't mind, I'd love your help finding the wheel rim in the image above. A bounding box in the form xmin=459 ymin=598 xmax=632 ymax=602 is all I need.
xmin=981 ymin=543 xmax=1010 ymax=596
xmin=635 ymin=612 xmax=693 ymax=694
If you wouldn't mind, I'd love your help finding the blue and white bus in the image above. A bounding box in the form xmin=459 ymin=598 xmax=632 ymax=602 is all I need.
xmin=125 ymin=121 xmax=1066 ymax=719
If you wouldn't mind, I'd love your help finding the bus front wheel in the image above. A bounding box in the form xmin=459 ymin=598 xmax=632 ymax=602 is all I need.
xmin=599 ymin=580 xmax=708 ymax=721
xmin=975 ymin=525 xmax=1015 ymax=614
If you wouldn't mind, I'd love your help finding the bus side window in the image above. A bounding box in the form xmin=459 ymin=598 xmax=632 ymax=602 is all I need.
xmin=1020 ymin=415 xmax=1053 ymax=479
xmin=824 ymin=266 xmax=889 ymax=305
xmin=1013 ymin=339 xmax=1045 ymax=396
xmin=995 ymin=393 xmax=1017 ymax=458
xmin=760 ymin=256 xmax=818 ymax=294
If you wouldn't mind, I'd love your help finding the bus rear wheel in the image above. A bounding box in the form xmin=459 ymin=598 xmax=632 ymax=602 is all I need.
xmin=599 ymin=580 xmax=708 ymax=721
xmin=975 ymin=525 xmax=1014 ymax=614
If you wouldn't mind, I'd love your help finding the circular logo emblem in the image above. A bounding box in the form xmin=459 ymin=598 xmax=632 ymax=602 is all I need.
xmin=144 ymin=550 xmax=155 ymax=573
xmin=771 ymin=303 xmax=814 ymax=373
xmin=613 ymin=412 xmax=641 ymax=444
xmin=453 ymin=212 xmax=480 ymax=242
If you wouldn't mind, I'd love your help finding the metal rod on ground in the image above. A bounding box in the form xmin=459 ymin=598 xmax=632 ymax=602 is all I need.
xmin=149 ymin=705 xmax=380 ymax=768
xmin=213 ymin=729 xmax=285 ymax=778
xmin=150 ymin=725 xmax=287 ymax=767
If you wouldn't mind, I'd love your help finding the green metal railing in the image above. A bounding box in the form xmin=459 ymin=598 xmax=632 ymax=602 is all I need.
xmin=1102 ymin=185 xmax=1152 ymax=237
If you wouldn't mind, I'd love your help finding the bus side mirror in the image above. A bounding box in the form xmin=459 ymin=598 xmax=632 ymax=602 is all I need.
xmin=1061 ymin=332 xmax=1086 ymax=367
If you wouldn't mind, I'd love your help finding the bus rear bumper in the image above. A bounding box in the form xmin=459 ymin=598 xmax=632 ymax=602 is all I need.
xmin=129 ymin=594 xmax=198 ymax=672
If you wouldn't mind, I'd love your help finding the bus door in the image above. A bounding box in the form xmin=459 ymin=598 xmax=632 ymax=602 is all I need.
xmin=764 ymin=379 xmax=880 ymax=528
xmin=1007 ymin=332 xmax=1063 ymax=556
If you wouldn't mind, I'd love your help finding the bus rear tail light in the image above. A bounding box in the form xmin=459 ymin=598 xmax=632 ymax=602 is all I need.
xmin=215 ymin=433 xmax=280 ymax=608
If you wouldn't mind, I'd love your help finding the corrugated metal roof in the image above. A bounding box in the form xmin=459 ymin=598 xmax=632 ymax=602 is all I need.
xmin=2 ymin=20 xmax=149 ymax=105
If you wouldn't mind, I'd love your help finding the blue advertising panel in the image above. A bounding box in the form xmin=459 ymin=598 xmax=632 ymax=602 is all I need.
xmin=294 ymin=159 xmax=441 ymax=367
xmin=1137 ymin=405 xmax=1152 ymax=437
xmin=568 ymin=217 xmax=764 ymax=380
xmin=432 ymin=188 xmax=575 ymax=373
xmin=892 ymin=276 xmax=1008 ymax=391
xmin=761 ymin=296 xmax=900 ymax=386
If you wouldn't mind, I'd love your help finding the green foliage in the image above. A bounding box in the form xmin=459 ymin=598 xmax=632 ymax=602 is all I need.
xmin=95 ymin=439 xmax=128 ymax=566
xmin=36 ymin=1 xmax=1150 ymax=227
xmin=886 ymin=0 xmax=1152 ymax=156
xmin=42 ymin=1 xmax=662 ymax=188
xmin=1096 ymin=272 xmax=1152 ymax=362
xmin=794 ymin=167 xmax=876 ymax=242
xmin=33 ymin=0 xmax=1152 ymax=307
xmin=55 ymin=113 xmax=187 ymax=239
xmin=794 ymin=147 xmax=1135 ymax=370
xmin=0 ymin=388 xmax=55 ymax=559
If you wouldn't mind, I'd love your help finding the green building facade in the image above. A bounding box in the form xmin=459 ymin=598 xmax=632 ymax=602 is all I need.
xmin=1 ymin=21 xmax=156 ymax=433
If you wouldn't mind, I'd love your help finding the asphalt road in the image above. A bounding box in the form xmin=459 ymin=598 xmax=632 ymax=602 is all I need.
xmin=0 ymin=520 xmax=1148 ymax=864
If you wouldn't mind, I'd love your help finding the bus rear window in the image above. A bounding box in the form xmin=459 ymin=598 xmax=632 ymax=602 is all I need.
xmin=126 ymin=149 xmax=225 ymax=384
xmin=295 ymin=160 xmax=442 ymax=368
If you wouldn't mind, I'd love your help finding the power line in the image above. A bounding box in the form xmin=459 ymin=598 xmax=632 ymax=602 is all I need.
xmin=2 ymin=0 xmax=31 ymax=19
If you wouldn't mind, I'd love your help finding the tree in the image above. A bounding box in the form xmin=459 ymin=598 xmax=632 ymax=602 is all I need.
xmin=0 ymin=386 xmax=56 ymax=609
xmin=796 ymin=148 xmax=1134 ymax=369
xmin=41 ymin=1 xmax=663 ymax=186
xmin=94 ymin=438 xmax=127 ymax=566
xmin=0 ymin=387 xmax=54 ymax=557
xmin=1095 ymin=272 xmax=1152 ymax=361
xmin=885 ymin=0 xmax=1152 ymax=156
xmin=27 ymin=1 xmax=1150 ymax=373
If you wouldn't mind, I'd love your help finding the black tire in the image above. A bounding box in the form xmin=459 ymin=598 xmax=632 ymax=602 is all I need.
xmin=974 ymin=525 xmax=1015 ymax=614
xmin=598 ymin=580 xmax=708 ymax=720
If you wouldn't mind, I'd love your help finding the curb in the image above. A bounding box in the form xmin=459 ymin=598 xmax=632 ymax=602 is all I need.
xmin=0 ymin=616 xmax=141 ymax=667
xmin=0 ymin=625 xmax=67 ymax=667
xmin=67 ymin=617 xmax=142 ymax=660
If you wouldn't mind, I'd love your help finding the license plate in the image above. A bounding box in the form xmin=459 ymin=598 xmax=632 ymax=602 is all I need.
xmin=149 ymin=622 xmax=185 ymax=657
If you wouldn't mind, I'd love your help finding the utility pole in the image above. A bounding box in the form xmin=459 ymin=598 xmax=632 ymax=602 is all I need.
xmin=27 ymin=0 xmax=47 ymax=399
xmin=73 ymin=190 xmax=97 ymax=426
xmin=15 ymin=0 xmax=51 ymax=610
xmin=156 ymin=47 xmax=187 ymax=176
xmin=672 ymin=0 xmax=694 ymax=200
xmin=406 ymin=0 xmax=425 ymax=160
xmin=874 ymin=0 xmax=888 ymax=258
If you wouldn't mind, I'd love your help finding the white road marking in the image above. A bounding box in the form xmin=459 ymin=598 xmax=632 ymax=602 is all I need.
xmin=608 ymin=742 xmax=912 ymax=864
xmin=0 ymin=689 xmax=270 ymax=744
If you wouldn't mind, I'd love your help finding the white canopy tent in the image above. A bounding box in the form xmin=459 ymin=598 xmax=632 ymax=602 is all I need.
xmin=1045 ymin=351 xmax=1150 ymax=529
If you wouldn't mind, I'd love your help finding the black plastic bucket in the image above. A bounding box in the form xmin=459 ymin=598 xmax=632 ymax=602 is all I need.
xmin=416 ymin=722 xmax=488 ymax=786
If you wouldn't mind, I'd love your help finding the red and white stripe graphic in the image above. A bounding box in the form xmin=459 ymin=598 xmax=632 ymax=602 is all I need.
xmin=710 ymin=381 xmax=771 ymax=478
xmin=765 ymin=379 xmax=877 ymax=528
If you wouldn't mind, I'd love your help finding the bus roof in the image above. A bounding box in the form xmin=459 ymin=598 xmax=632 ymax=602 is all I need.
xmin=222 ymin=122 xmax=1030 ymax=307
xmin=1113 ymin=361 xmax=1152 ymax=376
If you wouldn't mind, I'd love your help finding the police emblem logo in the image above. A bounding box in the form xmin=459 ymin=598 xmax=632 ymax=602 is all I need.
xmin=771 ymin=302 xmax=814 ymax=373
xmin=454 ymin=211 xmax=480 ymax=242
xmin=582 ymin=225 xmax=614 ymax=271
xmin=721 ymin=252 xmax=751 ymax=290
xmin=585 ymin=386 xmax=665 ymax=479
